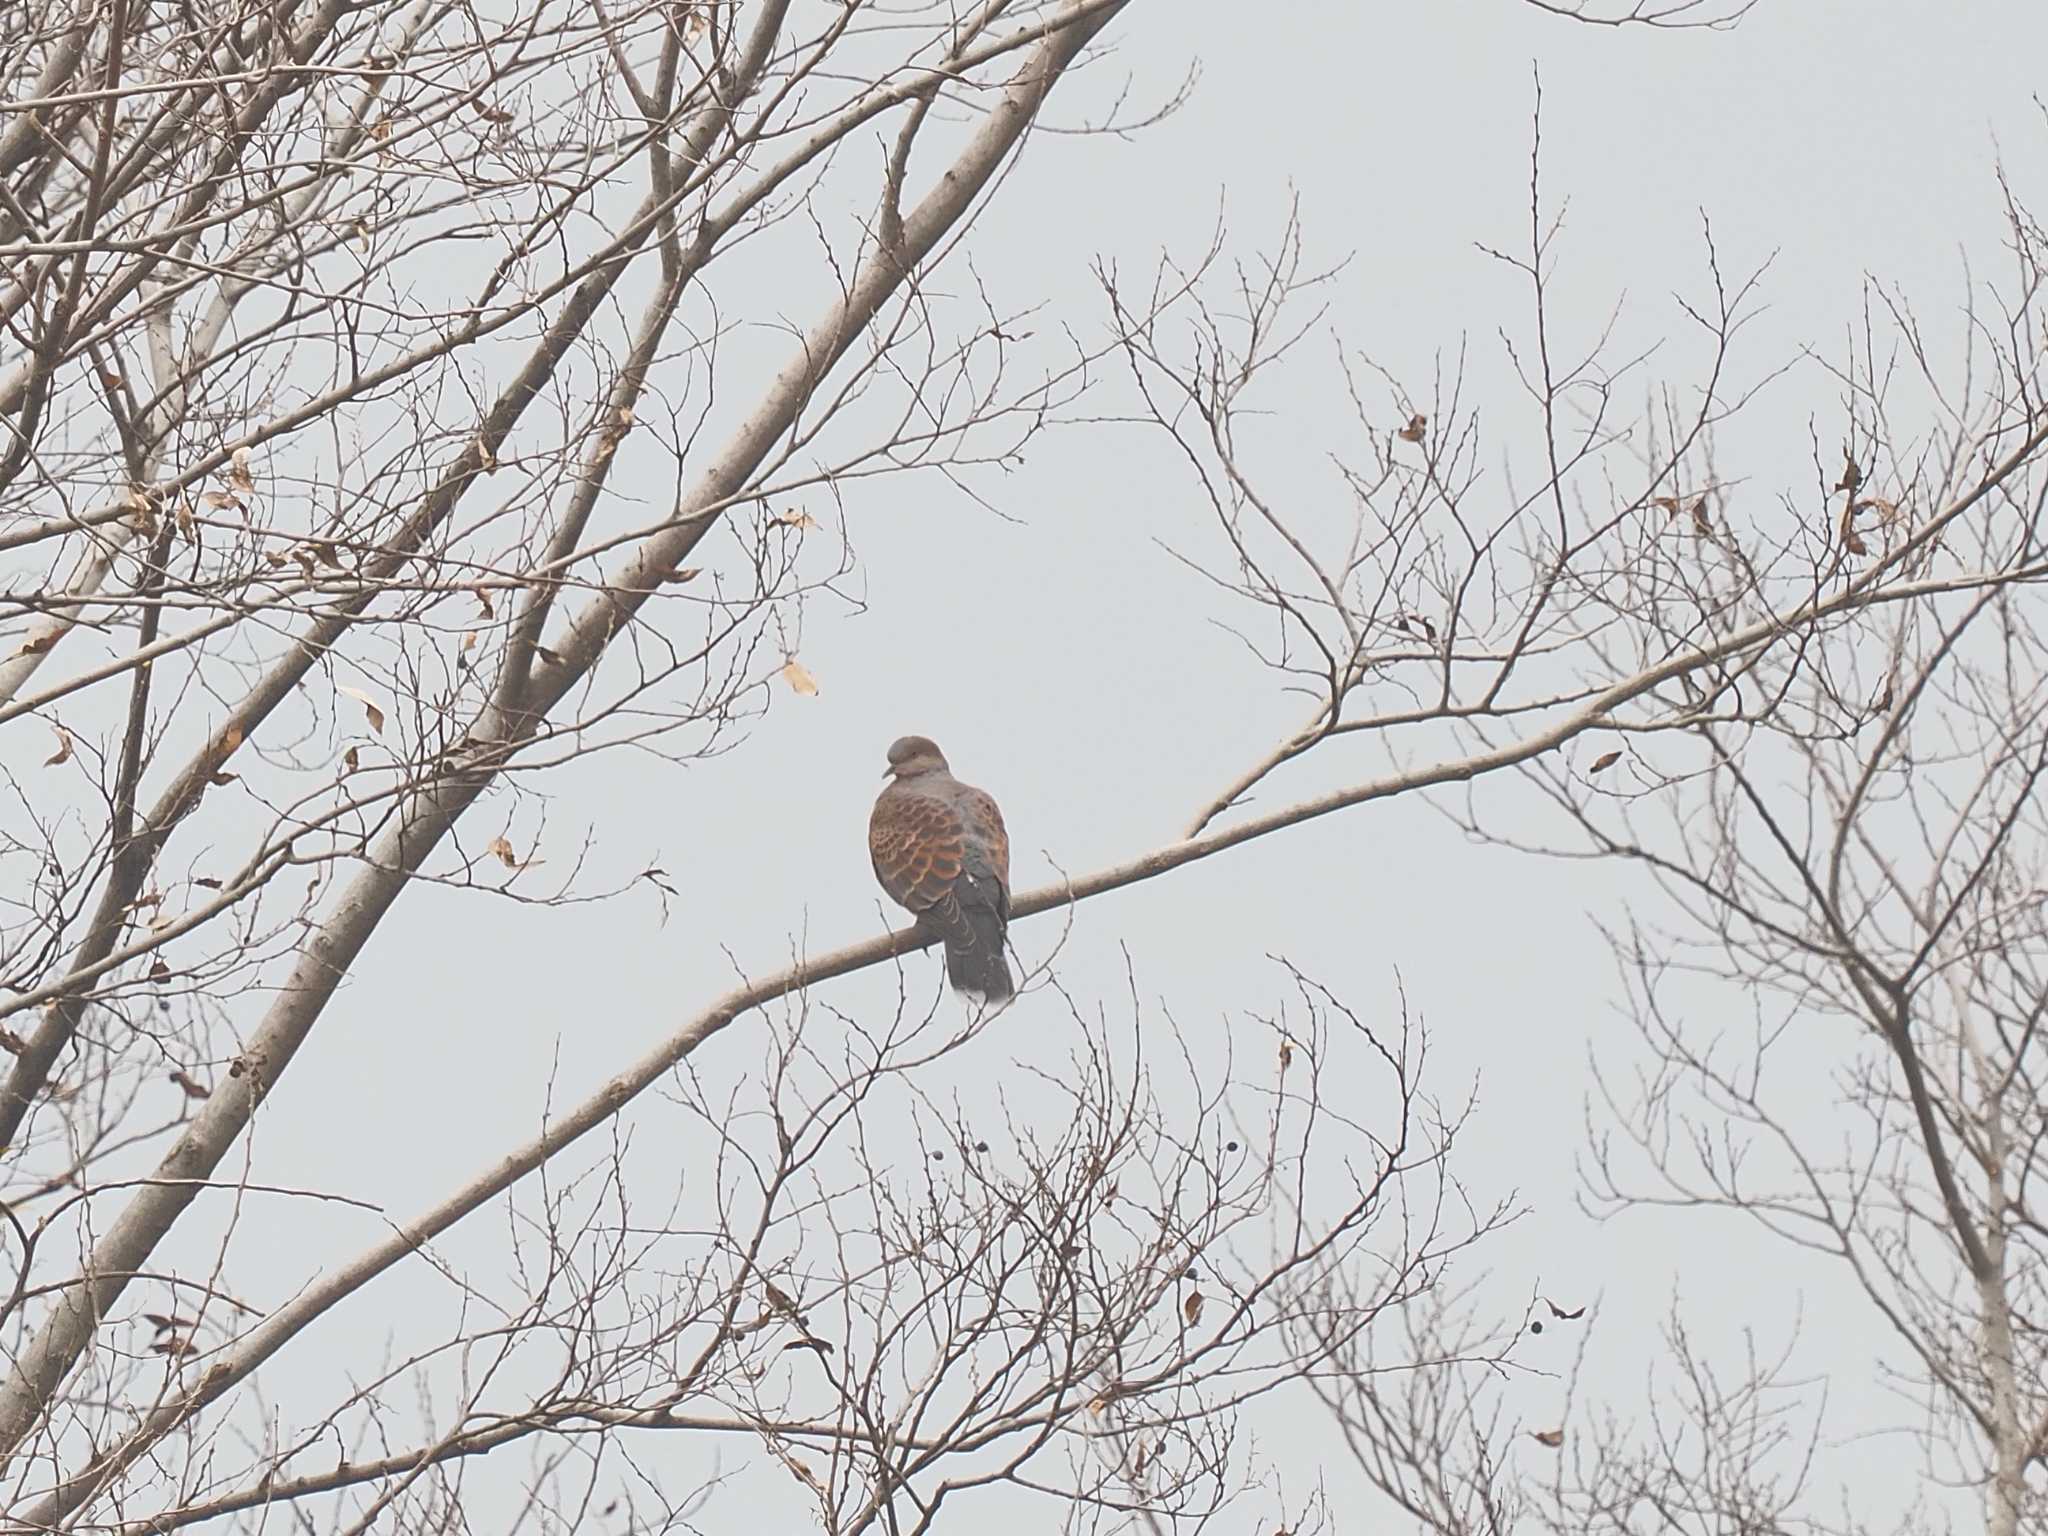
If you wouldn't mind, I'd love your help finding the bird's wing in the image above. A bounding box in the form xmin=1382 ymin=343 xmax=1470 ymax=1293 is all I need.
xmin=959 ymin=786 xmax=1010 ymax=890
xmin=870 ymin=789 xmax=966 ymax=914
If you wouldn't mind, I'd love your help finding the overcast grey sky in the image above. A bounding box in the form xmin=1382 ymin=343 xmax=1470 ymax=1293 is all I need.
xmin=94 ymin=2 xmax=2048 ymax=1527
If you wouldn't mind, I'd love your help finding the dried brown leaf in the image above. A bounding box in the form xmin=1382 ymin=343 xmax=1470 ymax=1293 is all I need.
xmin=773 ymin=509 xmax=820 ymax=530
xmin=486 ymin=835 xmax=519 ymax=868
xmin=1545 ymin=1298 xmax=1585 ymax=1320
xmin=1532 ymin=1428 xmax=1565 ymax=1448
xmin=168 ymin=1070 xmax=210 ymax=1100
xmin=227 ymin=446 xmax=255 ymax=495
xmin=1183 ymin=1289 xmax=1205 ymax=1326
xmin=44 ymin=725 xmax=73 ymax=767
xmin=342 ymin=745 xmax=361 ymax=774
xmin=1839 ymin=503 xmax=1868 ymax=557
xmin=1589 ymin=750 xmax=1622 ymax=775
xmin=338 ymin=685 xmax=385 ymax=735
xmin=780 ymin=659 xmax=819 ymax=697
xmin=1397 ymin=412 xmax=1427 ymax=443
xmin=1688 ymin=496 xmax=1711 ymax=535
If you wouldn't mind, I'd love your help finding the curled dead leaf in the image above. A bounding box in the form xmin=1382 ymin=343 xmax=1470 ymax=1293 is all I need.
xmin=1532 ymin=1428 xmax=1565 ymax=1449
xmin=1688 ymin=496 xmax=1711 ymax=535
xmin=473 ymin=586 xmax=495 ymax=619
xmin=1589 ymin=750 xmax=1622 ymax=775
xmin=168 ymin=1070 xmax=210 ymax=1101
xmin=44 ymin=725 xmax=73 ymax=766
xmin=1397 ymin=412 xmax=1427 ymax=443
xmin=227 ymin=446 xmax=255 ymax=495
xmin=1183 ymin=1289 xmax=1205 ymax=1326
xmin=780 ymin=659 xmax=819 ymax=697
xmin=11 ymin=631 xmax=55 ymax=660
xmin=1545 ymin=1298 xmax=1585 ymax=1320
xmin=486 ymin=835 xmax=519 ymax=868
xmin=341 ymin=745 xmax=360 ymax=774
xmin=1278 ymin=1037 xmax=1294 ymax=1071
xmin=772 ymin=508 xmax=819 ymax=530
xmin=147 ymin=957 xmax=172 ymax=985
xmin=1839 ymin=502 xmax=1868 ymax=556
xmin=337 ymin=685 xmax=385 ymax=735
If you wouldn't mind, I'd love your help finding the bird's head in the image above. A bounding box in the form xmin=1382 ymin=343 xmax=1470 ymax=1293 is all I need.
xmin=882 ymin=735 xmax=949 ymax=781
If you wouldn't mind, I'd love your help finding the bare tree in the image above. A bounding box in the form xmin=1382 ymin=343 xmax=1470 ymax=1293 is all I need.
xmin=1188 ymin=111 xmax=2048 ymax=1536
xmin=5 ymin=0 xmax=1975 ymax=1531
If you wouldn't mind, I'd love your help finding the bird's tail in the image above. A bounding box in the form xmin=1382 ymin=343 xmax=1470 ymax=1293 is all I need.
xmin=944 ymin=905 xmax=1014 ymax=1002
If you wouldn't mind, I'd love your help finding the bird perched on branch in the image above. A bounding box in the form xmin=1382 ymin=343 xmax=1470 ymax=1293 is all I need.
xmin=868 ymin=735 xmax=1014 ymax=1002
